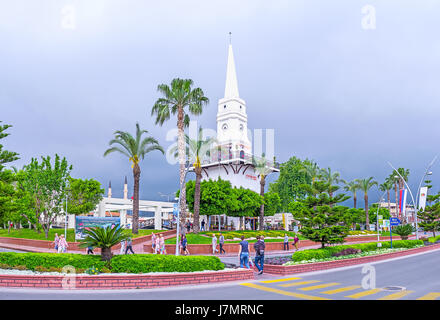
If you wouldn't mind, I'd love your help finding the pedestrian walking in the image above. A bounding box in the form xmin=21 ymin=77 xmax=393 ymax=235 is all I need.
xmin=155 ymin=234 xmax=160 ymax=254
xmin=181 ymin=234 xmax=190 ymax=255
xmin=87 ymin=246 xmax=94 ymax=254
xmin=283 ymin=233 xmax=289 ymax=251
xmin=293 ymin=233 xmax=299 ymax=251
xmin=53 ymin=233 xmax=59 ymax=252
xmin=120 ymin=239 xmax=126 ymax=254
xmin=219 ymin=233 xmax=226 ymax=254
xmin=57 ymin=234 xmax=68 ymax=253
xmin=159 ymin=234 xmax=166 ymax=254
xmin=201 ymin=219 xmax=206 ymax=232
xmin=238 ymin=235 xmax=250 ymax=269
xmin=151 ymin=232 xmax=157 ymax=253
xmin=125 ymin=237 xmax=134 ymax=254
xmin=254 ymin=235 xmax=265 ymax=275
xmin=186 ymin=220 xmax=191 ymax=233
xmin=212 ymin=234 xmax=219 ymax=254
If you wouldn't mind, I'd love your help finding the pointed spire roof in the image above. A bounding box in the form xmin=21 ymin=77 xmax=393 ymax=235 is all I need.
xmin=224 ymin=44 xmax=240 ymax=99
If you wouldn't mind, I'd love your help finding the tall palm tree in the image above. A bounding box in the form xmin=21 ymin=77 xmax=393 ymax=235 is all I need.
xmin=380 ymin=179 xmax=393 ymax=218
xmin=253 ymin=154 xmax=273 ymax=231
xmin=299 ymin=160 xmax=320 ymax=183
xmin=104 ymin=123 xmax=164 ymax=234
xmin=151 ymin=78 xmax=209 ymax=228
xmin=318 ymin=167 xmax=344 ymax=198
xmin=358 ymin=177 xmax=378 ymax=228
xmin=171 ymin=127 xmax=216 ymax=233
xmin=344 ymin=180 xmax=360 ymax=209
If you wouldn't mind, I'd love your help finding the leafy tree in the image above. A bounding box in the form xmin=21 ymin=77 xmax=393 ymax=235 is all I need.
xmin=268 ymin=156 xmax=313 ymax=211
xmin=79 ymin=225 xmax=130 ymax=262
xmin=290 ymin=181 xmax=350 ymax=248
xmin=418 ymin=191 xmax=440 ymax=237
xmin=357 ymin=177 xmax=378 ymax=228
xmin=299 ymin=160 xmax=320 ymax=183
xmin=264 ymin=192 xmax=281 ymax=216
xmin=368 ymin=204 xmax=391 ymax=224
xmin=229 ymin=187 xmax=263 ymax=230
xmin=66 ymin=177 xmax=105 ymax=215
xmin=0 ymin=121 xmax=19 ymax=171
xmin=21 ymin=155 xmax=72 ymax=238
xmin=318 ymin=167 xmax=345 ymax=198
xmin=104 ymin=123 xmax=164 ymax=234
xmin=151 ymin=78 xmax=209 ymax=226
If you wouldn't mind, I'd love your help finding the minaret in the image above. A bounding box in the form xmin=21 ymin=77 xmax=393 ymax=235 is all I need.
xmin=108 ymin=181 xmax=112 ymax=198
xmin=216 ymin=38 xmax=251 ymax=154
xmin=123 ymin=176 xmax=128 ymax=200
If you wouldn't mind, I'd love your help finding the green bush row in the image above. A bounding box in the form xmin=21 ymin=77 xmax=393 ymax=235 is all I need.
xmin=428 ymin=235 xmax=440 ymax=243
xmin=0 ymin=252 xmax=225 ymax=274
xmin=291 ymin=240 xmax=424 ymax=262
xmin=110 ymin=254 xmax=224 ymax=273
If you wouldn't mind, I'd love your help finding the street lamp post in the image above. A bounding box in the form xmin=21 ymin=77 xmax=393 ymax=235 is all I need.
xmin=387 ymin=162 xmax=419 ymax=240
xmin=415 ymin=155 xmax=437 ymax=217
xmin=65 ymin=192 xmax=68 ymax=240
xmin=175 ymin=160 xmax=191 ymax=256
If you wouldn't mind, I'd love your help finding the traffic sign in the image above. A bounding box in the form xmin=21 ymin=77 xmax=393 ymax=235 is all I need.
xmin=390 ymin=217 xmax=401 ymax=226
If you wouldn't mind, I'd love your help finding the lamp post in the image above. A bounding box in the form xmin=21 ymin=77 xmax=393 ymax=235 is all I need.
xmin=415 ymin=155 xmax=437 ymax=215
xmin=175 ymin=159 xmax=191 ymax=256
xmin=388 ymin=162 xmax=418 ymax=240
xmin=64 ymin=188 xmax=70 ymax=240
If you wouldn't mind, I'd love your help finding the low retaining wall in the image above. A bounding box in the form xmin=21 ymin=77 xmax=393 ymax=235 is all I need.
xmin=144 ymin=235 xmax=407 ymax=254
xmin=262 ymin=243 xmax=440 ymax=275
xmin=0 ymin=269 xmax=254 ymax=290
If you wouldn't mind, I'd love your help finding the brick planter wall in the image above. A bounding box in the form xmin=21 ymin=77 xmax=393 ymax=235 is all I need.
xmin=262 ymin=243 xmax=440 ymax=275
xmin=0 ymin=269 xmax=254 ymax=290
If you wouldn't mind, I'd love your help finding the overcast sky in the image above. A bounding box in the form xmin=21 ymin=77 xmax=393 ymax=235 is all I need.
xmin=1 ymin=0 xmax=439 ymax=207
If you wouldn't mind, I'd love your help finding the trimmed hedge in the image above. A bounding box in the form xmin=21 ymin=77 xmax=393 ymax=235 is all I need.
xmin=291 ymin=240 xmax=424 ymax=262
xmin=428 ymin=235 xmax=440 ymax=243
xmin=110 ymin=254 xmax=224 ymax=273
xmin=0 ymin=252 xmax=107 ymax=271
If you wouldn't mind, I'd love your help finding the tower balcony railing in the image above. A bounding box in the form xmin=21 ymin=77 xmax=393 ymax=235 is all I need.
xmin=198 ymin=149 xmax=280 ymax=170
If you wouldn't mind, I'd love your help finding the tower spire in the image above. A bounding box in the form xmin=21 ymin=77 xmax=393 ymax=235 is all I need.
xmin=224 ymin=39 xmax=239 ymax=99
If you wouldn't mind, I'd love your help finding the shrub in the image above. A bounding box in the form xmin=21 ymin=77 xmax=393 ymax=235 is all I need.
xmin=356 ymin=224 xmax=361 ymax=230
xmin=35 ymin=266 xmax=49 ymax=273
xmin=0 ymin=252 xmax=107 ymax=271
xmin=428 ymin=235 xmax=440 ymax=243
xmin=332 ymin=248 xmax=361 ymax=257
xmin=0 ymin=263 xmax=10 ymax=269
xmin=12 ymin=265 xmax=27 ymax=270
xmin=392 ymin=224 xmax=415 ymax=240
xmin=110 ymin=254 xmax=224 ymax=274
xmin=291 ymin=240 xmax=423 ymax=262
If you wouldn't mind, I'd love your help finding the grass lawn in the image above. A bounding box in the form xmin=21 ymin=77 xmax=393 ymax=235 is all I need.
xmin=0 ymin=228 xmax=165 ymax=242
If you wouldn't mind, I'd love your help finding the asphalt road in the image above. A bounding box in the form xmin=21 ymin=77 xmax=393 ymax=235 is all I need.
xmin=0 ymin=247 xmax=439 ymax=300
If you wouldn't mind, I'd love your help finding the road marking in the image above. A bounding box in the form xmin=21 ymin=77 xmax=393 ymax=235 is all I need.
xmin=417 ymin=292 xmax=440 ymax=300
xmin=260 ymin=277 xmax=301 ymax=284
xmin=279 ymin=280 xmax=320 ymax=287
xmin=321 ymin=285 xmax=361 ymax=295
xmin=378 ymin=290 xmax=414 ymax=300
xmin=298 ymin=282 xmax=340 ymax=291
xmin=345 ymin=288 xmax=382 ymax=299
xmin=240 ymin=283 xmax=331 ymax=300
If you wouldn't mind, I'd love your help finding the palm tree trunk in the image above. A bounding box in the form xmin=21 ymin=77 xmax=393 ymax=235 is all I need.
xmin=353 ymin=193 xmax=357 ymax=209
xmin=132 ymin=164 xmax=140 ymax=234
xmin=101 ymin=247 xmax=113 ymax=262
xmin=365 ymin=194 xmax=369 ymax=228
xmin=177 ymin=107 xmax=187 ymax=230
xmin=259 ymin=175 xmax=266 ymax=231
xmin=193 ymin=167 xmax=202 ymax=233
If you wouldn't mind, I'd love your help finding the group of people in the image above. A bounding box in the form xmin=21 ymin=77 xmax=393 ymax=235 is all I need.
xmin=238 ymin=235 xmax=266 ymax=274
xmin=119 ymin=237 xmax=135 ymax=255
xmin=283 ymin=233 xmax=299 ymax=251
xmin=151 ymin=232 xmax=167 ymax=254
xmin=211 ymin=233 xmax=226 ymax=254
xmin=53 ymin=233 xmax=68 ymax=253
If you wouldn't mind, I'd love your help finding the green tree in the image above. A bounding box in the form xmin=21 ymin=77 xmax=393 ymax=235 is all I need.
xmin=358 ymin=177 xmax=378 ymax=228
xmin=104 ymin=123 xmax=164 ymax=234
xmin=268 ymin=156 xmax=313 ymax=212
xmin=21 ymin=155 xmax=72 ymax=238
xmin=388 ymin=168 xmax=410 ymax=219
xmin=151 ymin=78 xmax=209 ymax=226
xmin=253 ymin=153 xmax=274 ymax=230
xmin=66 ymin=177 xmax=105 ymax=215
xmin=229 ymin=187 xmax=263 ymax=230
xmin=290 ymin=181 xmax=350 ymax=248
xmin=380 ymin=179 xmax=394 ymax=218
xmin=418 ymin=191 xmax=440 ymax=237
xmin=344 ymin=179 xmax=360 ymax=209
xmin=264 ymin=192 xmax=281 ymax=216
xmin=0 ymin=122 xmax=19 ymax=171
xmin=171 ymin=126 xmax=215 ymax=233
xmin=318 ymin=167 xmax=345 ymax=199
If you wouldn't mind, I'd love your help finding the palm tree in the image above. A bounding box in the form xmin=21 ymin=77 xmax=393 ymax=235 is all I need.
xmin=344 ymin=180 xmax=360 ymax=209
xmin=318 ymin=167 xmax=344 ymax=198
xmin=151 ymin=78 xmax=209 ymax=227
xmin=79 ymin=225 xmax=129 ymax=262
xmin=171 ymin=127 xmax=216 ymax=233
xmin=253 ymin=154 xmax=274 ymax=230
xmin=358 ymin=177 xmax=378 ymax=228
xmin=380 ymin=179 xmax=393 ymax=218
xmin=104 ymin=123 xmax=164 ymax=234
xmin=299 ymin=160 xmax=320 ymax=183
